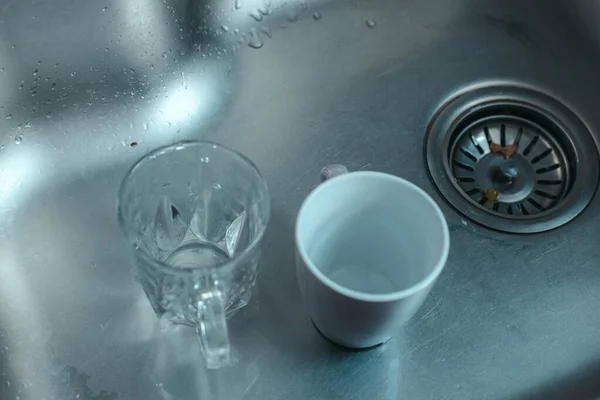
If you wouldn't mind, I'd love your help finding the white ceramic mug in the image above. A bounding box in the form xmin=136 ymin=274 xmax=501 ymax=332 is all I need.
xmin=295 ymin=165 xmax=450 ymax=348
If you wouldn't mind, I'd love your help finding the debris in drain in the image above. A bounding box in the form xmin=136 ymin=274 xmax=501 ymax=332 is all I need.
xmin=490 ymin=142 xmax=517 ymax=159
xmin=485 ymin=188 xmax=500 ymax=202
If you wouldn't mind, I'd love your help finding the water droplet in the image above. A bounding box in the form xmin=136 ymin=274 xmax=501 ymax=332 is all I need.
xmin=14 ymin=135 xmax=22 ymax=144
xmin=247 ymin=28 xmax=264 ymax=49
xmin=4 ymin=114 xmax=11 ymax=119
xmin=11 ymin=44 xmax=16 ymax=49
xmin=234 ymin=0 xmax=242 ymax=9
xmin=221 ymin=25 xmax=230 ymax=33
xmin=200 ymin=156 xmax=210 ymax=163
xmin=102 ymin=6 xmax=108 ymax=11
xmin=258 ymin=6 xmax=269 ymax=15
xmin=249 ymin=9 xmax=262 ymax=21
xmin=33 ymin=69 xmax=38 ymax=76
xmin=149 ymin=64 xmax=155 ymax=69
xmin=260 ymin=26 xmax=272 ymax=38
xmin=313 ymin=12 xmax=322 ymax=20
xmin=24 ymin=121 xmax=32 ymax=128
xmin=162 ymin=52 xmax=168 ymax=58
xmin=365 ymin=19 xmax=376 ymax=28
xmin=46 ymin=111 xmax=52 ymax=119
xmin=70 ymin=71 xmax=77 ymax=77
xmin=213 ymin=183 xmax=222 ymax=190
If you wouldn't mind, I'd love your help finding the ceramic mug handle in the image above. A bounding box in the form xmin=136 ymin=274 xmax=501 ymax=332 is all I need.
xmin=319 ymin=164 xmax=349 ymax=182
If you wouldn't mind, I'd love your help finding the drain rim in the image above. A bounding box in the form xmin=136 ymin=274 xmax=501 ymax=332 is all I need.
xmin=426 ymin=84 xmax=599 ymax=234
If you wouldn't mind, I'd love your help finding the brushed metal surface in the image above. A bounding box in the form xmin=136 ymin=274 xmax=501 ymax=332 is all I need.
xmin=1 ymin=0 xmax=600 ymax=399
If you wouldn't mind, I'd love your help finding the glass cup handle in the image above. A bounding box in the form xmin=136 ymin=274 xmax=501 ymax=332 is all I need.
xmin=194 ymin=276 xmax=231 ymax=369
xmin=319 ymin=164 xmax=348 ymax=182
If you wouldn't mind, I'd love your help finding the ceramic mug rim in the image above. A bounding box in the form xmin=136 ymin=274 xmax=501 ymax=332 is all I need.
xmin=295 ymin=171 xmax=450 ymax=303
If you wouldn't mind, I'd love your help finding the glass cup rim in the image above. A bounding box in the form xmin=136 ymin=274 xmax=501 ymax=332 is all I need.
xmin=117 ymin=140 xmax=271 ymax=277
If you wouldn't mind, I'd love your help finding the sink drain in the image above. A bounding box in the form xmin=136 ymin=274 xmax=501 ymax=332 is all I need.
xmin=451 ymin=116 xmax=569 ymax=216
xmin=426 ymin=84 xmax=599 ymax=233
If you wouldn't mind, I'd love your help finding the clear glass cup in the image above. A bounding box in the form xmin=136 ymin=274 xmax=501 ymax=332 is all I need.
xmin=118 ymin=141 xmax=270 ymax=368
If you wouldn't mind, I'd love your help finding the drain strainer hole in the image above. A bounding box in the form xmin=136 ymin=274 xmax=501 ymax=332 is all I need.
xmin=426 ymin=84 xmax=598 ymax=233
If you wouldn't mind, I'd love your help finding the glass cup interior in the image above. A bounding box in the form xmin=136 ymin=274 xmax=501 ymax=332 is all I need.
xmin=118 ymin=141 xmax=270 ymax=320
xmin=297 ymin=172 xmax=447 ymax=296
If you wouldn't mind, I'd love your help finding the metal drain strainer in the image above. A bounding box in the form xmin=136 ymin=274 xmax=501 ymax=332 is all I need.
xmin=426 ymin=84 xmax=599 ymax=233
xmin=451 ymin=117 xmax=568 ymax=216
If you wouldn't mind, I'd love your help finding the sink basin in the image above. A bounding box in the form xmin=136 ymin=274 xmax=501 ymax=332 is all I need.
xmin=2 ymin=0 xmax=600 ymax=399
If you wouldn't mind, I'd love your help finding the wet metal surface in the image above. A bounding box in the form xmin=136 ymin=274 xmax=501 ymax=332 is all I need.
xmin=1 ymin=0 xmax=600 ymax=399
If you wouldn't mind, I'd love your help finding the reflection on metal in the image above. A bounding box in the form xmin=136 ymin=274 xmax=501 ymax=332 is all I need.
xmin=160 ymin=85 xmax=205 ymax=125
xmin=0 ymin=150 xmax=40 ymax=207
xmin=112 ymin=0 xmax=182 ymax=72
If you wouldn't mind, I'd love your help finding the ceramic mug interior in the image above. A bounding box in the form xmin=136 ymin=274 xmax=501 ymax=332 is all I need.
xmin=296 ymin=171 xmax=449 ymax=300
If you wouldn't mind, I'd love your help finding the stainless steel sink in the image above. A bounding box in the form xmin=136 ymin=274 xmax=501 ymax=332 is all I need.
xmin=2 ymin=0 xmax=600 ymax=399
